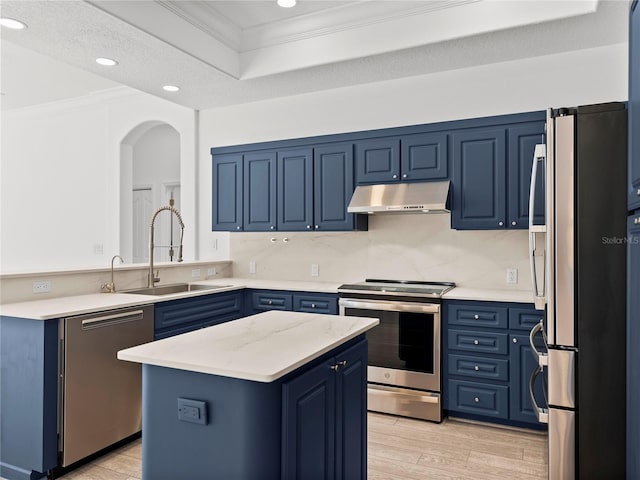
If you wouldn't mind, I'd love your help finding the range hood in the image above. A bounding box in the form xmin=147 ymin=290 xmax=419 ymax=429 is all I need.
xmin=347 ymin=181 xmax=450 ymax=214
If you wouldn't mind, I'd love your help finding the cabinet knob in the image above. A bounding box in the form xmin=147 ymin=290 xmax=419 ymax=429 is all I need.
xmin=635 ymin=217 xmax=640 ymax=225
xmin=315 ymin=225 xmax=319 ymax=229
xmin=392 ymin=174 xmax=398 ymax=179
xmin=331 ymin=360 xmax=348 ymax=371
xmin=637 ymin=188 xmax=640 ymax=196
xmin=498 ymin=221 xmax=504 ymax=226
xmin=403 ymin=174 xmax=408 ymax=179
xmin=473 ymin=339 xmax=479 ymax=345
xmin=311 ymin=304 xmax=316 ymax=308
xmin=474 ymin=314 xmax=479 ymax=319
xmin=512 ymin=337 xmax=518 ymax=343
xmin=236 ymin=226 xmax=241 ymax=230
xmin=270 ymin=226 xmax=275 ymax=230
xmin=474 ymin=365 xmax=479 ymax=371
xmin=474 ymin=397 xmax=480 ymax=403
xmin=511 ymin=221 xmax=517 ymax=226
xmin=306 ymin=225 xmax=311 ymax=229
xmin=268 ymin=300 xmax=273 ymax=305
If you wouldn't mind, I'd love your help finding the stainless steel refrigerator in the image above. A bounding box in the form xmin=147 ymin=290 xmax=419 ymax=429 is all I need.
xmin=528 ymin=102 xmax=627 ymax=479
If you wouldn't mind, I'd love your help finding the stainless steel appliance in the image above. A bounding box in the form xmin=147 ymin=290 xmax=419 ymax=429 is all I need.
xmin=60 ymin=305 xmax=154 ymax=466
xmin=338 ymin=279 xmax=455 ymax=422
xmin=528 ymin=103 xmax=627 ymax=479
xmin=347 ymin=181 xmax=450 ymax=215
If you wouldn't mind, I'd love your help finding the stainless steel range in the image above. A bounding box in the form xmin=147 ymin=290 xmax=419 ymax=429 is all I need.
xmin=338 ymin=279 xmax=455 ymax=422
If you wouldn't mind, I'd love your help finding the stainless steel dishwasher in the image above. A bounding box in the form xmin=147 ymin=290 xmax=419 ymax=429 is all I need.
xmin=60 ymin=305 xmax=153 ymax=467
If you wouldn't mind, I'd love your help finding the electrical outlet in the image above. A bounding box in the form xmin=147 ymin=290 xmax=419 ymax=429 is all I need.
xmin=191 ymin=269 xmax=201 ymax=278
xmin=207 ymin=267 xmax=217 ymax=277
xmin=212 ymin=238 xmax=218 ymax=251
xmin=249 ymin=261 xmax=256 ymax=274
xmin=177 ymin=398 xmax=207 ymax=425
xmin=93 ymin=244 xmax=104 ymax=255
xmin=506 ymin=268 xmax=518 ymax=285
xmin=32 ymin=281 xmax=52 ymax=293
xmin=311 ymin=264 xmax=319 ymax=277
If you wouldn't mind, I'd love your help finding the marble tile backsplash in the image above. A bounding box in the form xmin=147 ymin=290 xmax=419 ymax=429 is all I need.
xmin=230 ymin=214 xmax=532 ymax=291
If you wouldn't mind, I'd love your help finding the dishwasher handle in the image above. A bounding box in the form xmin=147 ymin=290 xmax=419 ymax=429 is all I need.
xmin=81 ymin=309 xmax=145 ymax=330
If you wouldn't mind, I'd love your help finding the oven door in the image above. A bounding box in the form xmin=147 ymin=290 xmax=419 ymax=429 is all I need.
xmin=339 ymin=298 xmax=440 ymax=392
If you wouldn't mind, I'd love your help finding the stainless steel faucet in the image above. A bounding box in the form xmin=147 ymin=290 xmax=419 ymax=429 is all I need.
xmin=102 ymin=254 xmax=124 ymax=293
xmin=148 ymin=205 xmax=185 ymax=287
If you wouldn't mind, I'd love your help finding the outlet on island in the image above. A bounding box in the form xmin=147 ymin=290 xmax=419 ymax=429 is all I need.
xmin=506 ymin=268 xmax=518 ymax=285
xmin=32 ymin=280 xmax=52 ymax=293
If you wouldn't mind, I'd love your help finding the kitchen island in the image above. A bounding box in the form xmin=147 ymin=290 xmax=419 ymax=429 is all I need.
xmin=118 ymin=310 xmax=378 ymax=480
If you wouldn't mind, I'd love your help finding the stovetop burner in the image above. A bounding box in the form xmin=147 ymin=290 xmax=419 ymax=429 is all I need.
xmin=337 ymin=279 xmax=455 ymax=298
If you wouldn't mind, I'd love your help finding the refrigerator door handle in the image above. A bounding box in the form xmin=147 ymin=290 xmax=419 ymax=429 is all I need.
xmin=529 ymin=143 xmax=546 ymax=310
xmin=529 ymin=321 xmax=548 ymax=366
xmin=529 ymin=365 xmax=549 ymax=424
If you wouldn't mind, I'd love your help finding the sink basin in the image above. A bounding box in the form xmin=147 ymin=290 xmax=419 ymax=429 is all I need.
xmin=123 ymin=283 xmax=232 ymax=296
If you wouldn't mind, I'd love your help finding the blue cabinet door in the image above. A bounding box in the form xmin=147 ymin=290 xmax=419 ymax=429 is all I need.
xmin=509 ymin=333 xmax=546 ymax=424
xmin=630 ymin=0 xmax=640 ymax=211
xmin=314 ymin=143 xmax=355 ymax=231
xmin=400 ymin=132 xmax=448 ymax=181
xmin=282 ymin=357 xmax=336 ymax=480
xmin=243 ymin=151 xmax=277 ymax=231
xmin=334 ymin=339 xmax=367 ymax=480
xmin=277 ymin=148 xmax=314 ymax=231
xmin=451 ymin=127 xmax=507 ymax=229
xmin=355 ymin=138 xmax=400 ymax=184
xmin=507 ymin=123 xmax=545 ymax=229
xmin=628 ymin=212 xmax=640 ymax=479
xmin=212 ymin=154 xmax=243 ymax=231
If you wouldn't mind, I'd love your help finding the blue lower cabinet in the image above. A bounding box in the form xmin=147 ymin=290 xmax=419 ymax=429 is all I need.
xmin=293 ymin=293 xmax=338 ymax=315
xmin=0 ymin=317 xmax=58 ymax=480
xmin=283 ymin=338 xmax=367 ymax=480
xmin=252 ymin=290 xmax=293 ymax=311
xmin=141 ymin=336 xmax=367 ymax=480
xmin=444 ymin=300 xmax=547 ymax=428
xmin=154 ymin=291 xmax=243 ymax=339
xmin=246 ymin=289 xmax=338 ymax=315
xmin=448 ymin=379 xmax=508 ymax=419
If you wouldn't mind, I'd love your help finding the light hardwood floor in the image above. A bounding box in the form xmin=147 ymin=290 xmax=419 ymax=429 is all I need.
xmin=57 ymin=413 xmax=548 ymax=479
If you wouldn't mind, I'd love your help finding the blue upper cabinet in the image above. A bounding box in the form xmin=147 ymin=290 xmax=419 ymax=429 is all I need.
xmin=314 ymin=143 xmax=356 ymax=231
xmin=212 ymin=153 xmax=243 ymax=231
xmin=244 ymin=151 xmax=277 ymax=231
xmin=507 ymin=123 xmax=546 ymax=228
xmin=452 ymin=127 xmax=507 ymax=230
xmin=355 ymin=135 xmax=448 ymax=184
xmin=630 ymin=0 xmax=640 ymax=211
xmin=401 ymin=132 xmax=448 ymax=181
xmin=277 ymin=148 xmax=314 ymax=231
xmin=355 ymin=138 xmax=401 ymax=183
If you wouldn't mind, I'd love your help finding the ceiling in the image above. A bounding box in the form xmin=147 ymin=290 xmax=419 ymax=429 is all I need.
xmin=0 ymin=0 xmax=630 ymax=111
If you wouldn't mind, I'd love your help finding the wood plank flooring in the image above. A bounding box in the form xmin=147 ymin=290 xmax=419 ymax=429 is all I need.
xmin=55 ymin=413 xmax=548 ymax=479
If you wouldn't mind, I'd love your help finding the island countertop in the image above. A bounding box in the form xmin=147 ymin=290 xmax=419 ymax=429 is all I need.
xmin=117 ymin=310 xmax=378 ymax=383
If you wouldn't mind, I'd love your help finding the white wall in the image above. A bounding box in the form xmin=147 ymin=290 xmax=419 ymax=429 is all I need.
xmin=198 ymin=44 xmax=627 ymax=289
xmin=1 ymin=87 xmax=197 ymax=272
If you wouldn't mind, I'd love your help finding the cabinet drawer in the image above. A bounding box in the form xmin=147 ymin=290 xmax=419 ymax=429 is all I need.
xmin=448 ymin=354 xmax=509 ymax=382
xmin=508 ymin=307 xmax=545 ymax=331
xmin=447 ymin=304 xmax=508 ymax=329
xmin=448 ymin=379 xmax=508 ymax=419
xmin=252 ymin=291 xmax=293 ymax=311
xmin=293 ymin=294 xmax=338 ymax=315
xmin=448 ymin=329 xmax=508 ymax=355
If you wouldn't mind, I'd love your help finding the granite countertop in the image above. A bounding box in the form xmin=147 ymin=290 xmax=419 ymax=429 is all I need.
xmin=0 ymin=277 xmax=535 ymax=320
xmin=117 ymin=310 xmax=378 ymax=382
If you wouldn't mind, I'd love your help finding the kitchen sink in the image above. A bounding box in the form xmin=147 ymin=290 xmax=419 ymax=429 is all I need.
xmin=123 ymin=283 xmax=232 ymax=296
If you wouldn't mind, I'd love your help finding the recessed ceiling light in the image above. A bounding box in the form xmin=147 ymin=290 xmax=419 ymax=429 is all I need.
xmin=96 ymin=57 xmax=118 ymax=67
xmin=0 ymin=18 xmax=27 ymax=30
xmin=277 ymin=0 xmax=296 ymax=7
xmin=163 ymin=85 xmax=180 ymax=92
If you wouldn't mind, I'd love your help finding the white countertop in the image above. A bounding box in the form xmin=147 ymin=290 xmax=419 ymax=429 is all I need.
xmin=0 ymin=277 xmax=534 ymax=320
xmin=117 ymin=310 xmax=378 ymax=382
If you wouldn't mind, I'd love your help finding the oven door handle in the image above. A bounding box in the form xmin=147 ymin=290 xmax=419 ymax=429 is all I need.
xmin=339 ymin=298 xmax=440 ymax=314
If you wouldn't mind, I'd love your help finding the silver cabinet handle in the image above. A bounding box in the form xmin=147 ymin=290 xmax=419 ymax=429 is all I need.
xmin=498 ymin=221 xmax=504 ymax=226
xmin=512 ymin=337 xmax=518 ymax=343
xmin=315 ymin=225 xmax=319 ymax=229
xmin=474 ymin=314 xmax=479 ymax=319
xmin=473 ymin=339 xmax=479 ymax=345
xmin=392 ymin=174 xmax=397 ymax=179
xmin=635 ymin=217 xmax=640 ymax=225
xmin=331 ymin=360 xmax=348 ymax=371
xmin=402 ymin=174 xmax=408 ymax=178
xmin=311 ymin=304 xmax=316 ymax=308
xmin=270 ymin=226 xmax=275 ymax=230
xmin=474 ymin=397 xmax=480 ymax=403
xmin=306 ymin=225 xmax=311 ymax=229
xmin=511 ymin=221 xmax=517 ymax=226
xmin=637 ymin=188 xmax=640 ymax=196
xmin=236 ymin=226 xmax=241 ymax=230
xmin=474 ymin=365 xmax=479 ymax=371
xmin=268 ymin=300 xmax=273 ymax=305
